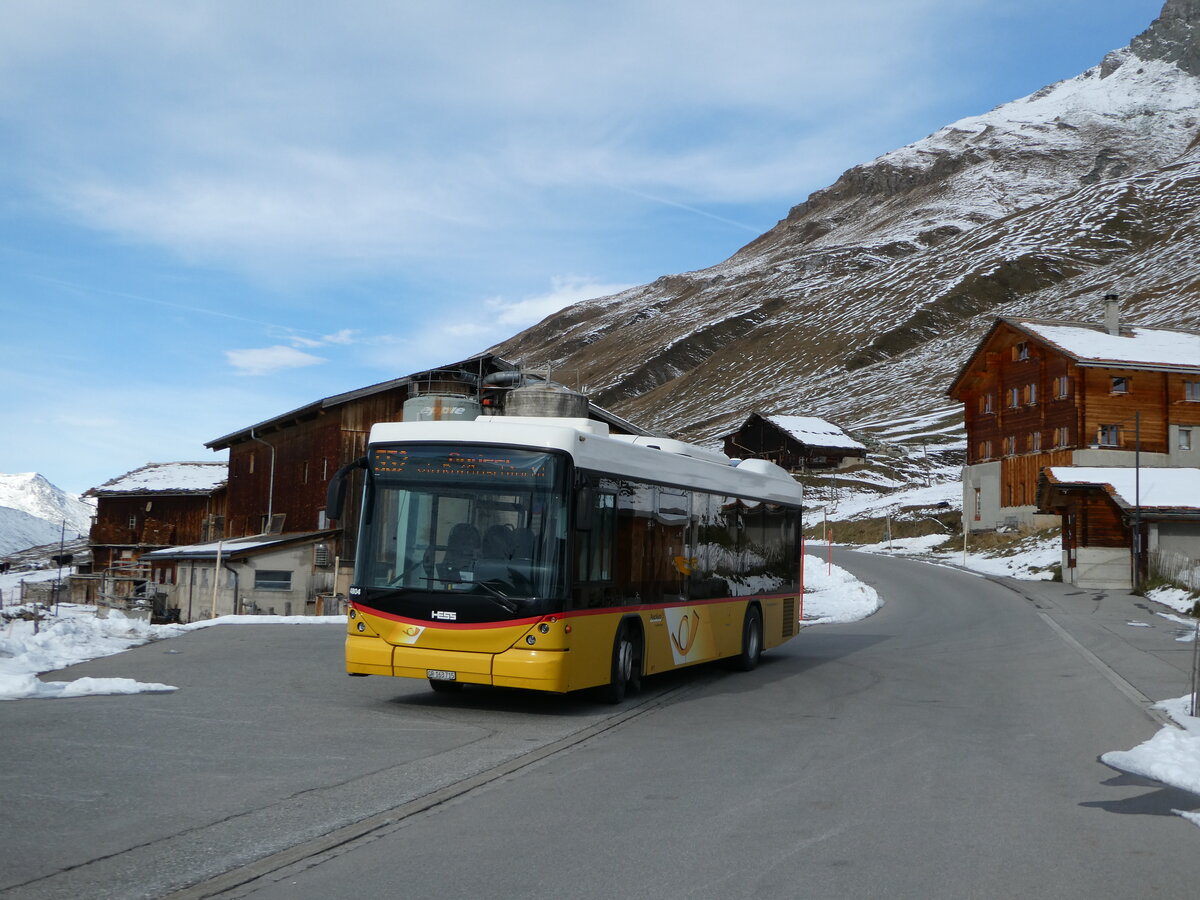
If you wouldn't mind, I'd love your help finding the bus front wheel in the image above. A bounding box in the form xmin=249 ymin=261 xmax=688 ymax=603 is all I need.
xmin=732 ymin=604 xmax=763 ymax=672
xmin=601 ymin=623 xmax=641 ymax=704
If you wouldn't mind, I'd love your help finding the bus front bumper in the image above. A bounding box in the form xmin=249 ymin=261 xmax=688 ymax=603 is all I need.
xmin=346 ymin=634 xmax=570 ymax=692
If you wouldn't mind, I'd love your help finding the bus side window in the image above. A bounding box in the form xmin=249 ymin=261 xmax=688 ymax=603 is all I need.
xmin=572 ymin=491 xmax=615 ymax=607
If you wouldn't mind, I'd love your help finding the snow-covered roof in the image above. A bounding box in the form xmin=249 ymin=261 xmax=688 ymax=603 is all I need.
xmin=1043 ymin=467 xmax=1200 ymax=512
xmin=85 ymin=462 xmax=227 ymax=497
xmin=142 ymin=530 xmax=337 ymax=561
xmin=1011 ymin=319 xmax=1200 ymax=373
xmin=763 ymin=415 xmax=866 ymax=451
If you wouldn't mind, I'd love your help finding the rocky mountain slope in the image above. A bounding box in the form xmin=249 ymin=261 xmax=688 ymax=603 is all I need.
xmin=492 ymin=0 xmax=1200 ymax=450
xmin=0 ymin=473 xmax=95 ymax=556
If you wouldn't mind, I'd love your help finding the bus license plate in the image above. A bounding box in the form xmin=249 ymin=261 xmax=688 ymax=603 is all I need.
xmin=427 ymin=669 xmax=456 ymax=681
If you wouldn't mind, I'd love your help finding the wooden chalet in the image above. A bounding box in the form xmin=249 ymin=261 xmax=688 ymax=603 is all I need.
xmin=84 ymin=462 xmax=228 ymax=571
xmin=81 ymin=461 xmax=227 ymax=610
xmin=723 ymin=413 xmax=866 ymax=472
xmin=1037 ymin=466 xmax=1200 ymax=590
xmin=948 ymin=301 xmax=1200 ymax=532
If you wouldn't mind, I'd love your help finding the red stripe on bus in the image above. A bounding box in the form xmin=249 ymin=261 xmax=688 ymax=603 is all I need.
xmin=354 ymin=591 xmax=798 ymax=628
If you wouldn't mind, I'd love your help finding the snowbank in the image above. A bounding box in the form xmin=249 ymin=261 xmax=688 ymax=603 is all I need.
xmin=1102 ymin=695 xmax=1200 ymax=822
xmin=801 ymin=554 xmax=883 ymax=624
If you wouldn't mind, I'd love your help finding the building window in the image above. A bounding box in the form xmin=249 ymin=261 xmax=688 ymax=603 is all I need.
xmin=974 ymin=488 xmax=981 ymax=522
xmin=1008 ymin=387 xmax=1020 ymax=408
xmin=979 ymin=440 xmax=992 ymax=460
xmin=303 ymin=461 xmax=310 ymax=484
xmin=1054 ymin=375 xmax=1070 ymax=399
xmin=128 ymin=515 xmax=137 ymax=530
xmin=1098 ymin=424 xmax=1120 ymax=447
xmin=1111 ymin=376 xmax=1129 ymax=394
xmin=1181 ymin=428 xmax=1194 ymax=452
xmin=249 ymin=451 xmax=257 ymax=474
xmin=1003 ymin=436 xmax=1016 ymax=456
xmin=1186 ymin=381 xmax=1200 ymax=402
xmin=979 ymin=393 xmax=994 ymax=414
xmin=1055 ymin=426 xmax=1070 ymax=447
xmin=254 ymin=570 xmax=292 ymax=591
xmin=1024 ymin=383 xmax=1037 ymax=405
xmin=1014 ymin=342 xmax=1029 ymax=361
xmin=1029 ymin=432 xmax=1041 ymax=452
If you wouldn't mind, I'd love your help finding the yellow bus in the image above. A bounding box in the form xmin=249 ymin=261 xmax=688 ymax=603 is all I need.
xmin=327 ymin=415 xmax=804 ymax=701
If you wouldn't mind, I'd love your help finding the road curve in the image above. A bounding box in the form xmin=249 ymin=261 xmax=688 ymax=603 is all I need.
xmin=220 ymin=551 xmax=1200 ymax=900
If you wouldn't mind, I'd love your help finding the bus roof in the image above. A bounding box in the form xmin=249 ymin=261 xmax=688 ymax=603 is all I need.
xmin=368 ymin=416 xmax=804 ymax=506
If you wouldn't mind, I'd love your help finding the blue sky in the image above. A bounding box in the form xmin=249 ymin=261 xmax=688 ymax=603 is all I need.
xmin=0 ymin=0 xmax=1168 ymax=495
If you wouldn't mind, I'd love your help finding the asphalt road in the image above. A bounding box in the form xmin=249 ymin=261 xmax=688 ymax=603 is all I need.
xmin=3 ymin=552 xmax=1198 ymax=899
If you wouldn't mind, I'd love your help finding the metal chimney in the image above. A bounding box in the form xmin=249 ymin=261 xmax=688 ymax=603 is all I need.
xmin=1103 ymin=293 xmax=1120 ymax=336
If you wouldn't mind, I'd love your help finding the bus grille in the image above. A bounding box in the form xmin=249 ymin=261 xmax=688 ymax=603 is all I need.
xmin=781 ymin=598 xmax=796 ymax=638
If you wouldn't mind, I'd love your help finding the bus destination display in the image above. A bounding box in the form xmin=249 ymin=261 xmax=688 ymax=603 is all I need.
xmin=371 ymin=447 xmax=550 ymax=481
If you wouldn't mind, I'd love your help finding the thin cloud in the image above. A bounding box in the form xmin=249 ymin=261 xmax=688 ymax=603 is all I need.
xmin=6 ymin=1 xmax=976 ymax=276
xmin=488 ymin=277 xmax=637 ymax=328
xmin=226 ymin=345 xmax=325 ymax=376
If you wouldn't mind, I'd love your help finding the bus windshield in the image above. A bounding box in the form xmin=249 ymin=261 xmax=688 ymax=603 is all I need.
xmin=355 ymin=445 xmax=568 ymax=617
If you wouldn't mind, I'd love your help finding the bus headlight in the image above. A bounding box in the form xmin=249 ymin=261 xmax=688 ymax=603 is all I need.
xmin=539 ymin=623 xmax=550 ymax=634
xmin=357 ymin=622 xmax=366 ymax=633
xmin=526 ymin=635 xmax=537 ymax=646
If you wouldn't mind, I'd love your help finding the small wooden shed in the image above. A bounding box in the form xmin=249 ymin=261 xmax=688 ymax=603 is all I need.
xmin=723 ymin=414 xmax=867 ymax=472
xmin=1037 ymin=466 xmax=1200 ymax=590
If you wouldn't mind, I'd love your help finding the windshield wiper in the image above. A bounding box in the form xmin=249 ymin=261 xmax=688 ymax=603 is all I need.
xmin=472 ymin=580 xmax=519 ymax=614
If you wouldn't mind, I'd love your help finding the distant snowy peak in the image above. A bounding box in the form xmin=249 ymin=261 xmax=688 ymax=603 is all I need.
xmin=0 ymin=473 xmax=95 ymax=540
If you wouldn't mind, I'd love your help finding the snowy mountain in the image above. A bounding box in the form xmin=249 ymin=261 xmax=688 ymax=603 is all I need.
xmin=0 ymin=473 xmax=95 ymax=556
xmin=492 ymin=0 xmax=1200 ymax=450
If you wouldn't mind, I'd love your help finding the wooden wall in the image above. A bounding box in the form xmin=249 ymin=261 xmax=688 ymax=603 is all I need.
xmin=90 ymin=492 xmax=223 ymax=567
xmin=225 ymin=413 xmax=347 ymax=538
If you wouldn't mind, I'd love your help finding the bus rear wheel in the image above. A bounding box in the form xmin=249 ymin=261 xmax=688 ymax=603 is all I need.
xmin=731 ymin=604 xmax=763 ymax=672
xmin=601 ymin=623 xmax=641 ymax=704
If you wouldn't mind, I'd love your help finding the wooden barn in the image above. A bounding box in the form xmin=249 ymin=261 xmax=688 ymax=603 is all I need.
xmin=949 ymin=299 xmax=1200 ymax=532
xmin=1037 ymin=466 xmax=1200 ymax=590
xmin=81 ymin=461 xmax=228 ymax=611
xmin=84 ymin=462 xmax=228 ymax=571
xmin=723 ymin=414 xmax=866 ymax=472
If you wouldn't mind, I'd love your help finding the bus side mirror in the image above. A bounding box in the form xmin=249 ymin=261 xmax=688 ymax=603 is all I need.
xmin=326 ymin=457 xmax=368 ymax=522
xmin=575 ymin=483 xmax=595 ymax=531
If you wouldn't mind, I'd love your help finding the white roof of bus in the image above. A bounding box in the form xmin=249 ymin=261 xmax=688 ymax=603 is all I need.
xmin=368 ymin=417 xmax=804 ymax=505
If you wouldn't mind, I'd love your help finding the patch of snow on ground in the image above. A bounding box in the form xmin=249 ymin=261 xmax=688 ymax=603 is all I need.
xmin=1145 ymin=586 xmax=1200 ymax=616
xmin=802 ymin=554 xmax=883 ymax=624
xmin=1153 ymin=613 xmax=1199 ymax=643
xmin=853 ymin=529 xmax=1061 ymax=581
xmin=816 ymin=480 xmax=960 ymax=522
xmin=1102 ymin=695 xmax=1200 ymax=826
xmin=1 ymin=604 xmax=346 ymax=701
